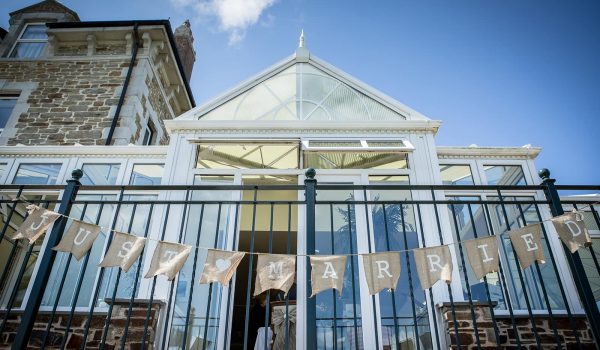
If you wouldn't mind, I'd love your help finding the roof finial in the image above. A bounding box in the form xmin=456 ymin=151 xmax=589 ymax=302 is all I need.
xmin=299 ymin=29 xmax=305 ymax=48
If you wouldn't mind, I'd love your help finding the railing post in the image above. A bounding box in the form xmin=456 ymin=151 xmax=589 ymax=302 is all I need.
xmin=12 ymin=169 xmax=83 ymax=349
xmin=304 ymin=168 xmax=317 ymax=349
xmin=538 ymin=168 xmax=600 ymax=344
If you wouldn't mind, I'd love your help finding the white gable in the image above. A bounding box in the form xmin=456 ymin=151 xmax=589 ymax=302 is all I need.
xmin=176 ymin=47 xmax=430 ymax=122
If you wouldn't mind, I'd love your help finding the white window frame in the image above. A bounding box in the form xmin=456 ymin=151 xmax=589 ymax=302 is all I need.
xmin=0 ymin=94 xmax=20 ymax=135
xmin=8 ymin=23 xmax=48 ymax=59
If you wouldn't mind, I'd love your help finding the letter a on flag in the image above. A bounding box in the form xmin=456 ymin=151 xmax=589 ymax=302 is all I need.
xmin=310 ymin=255 xmax=347 ymax=297
xmin=254 ymin=254 xmax=296 ymax=297
xmin=144 ymin=241 xmax=191 ymax=280
xmin=413 ymin=245 xmax=453 ymax=290
xmin=99 ymin=232 xmax=146 ymax=272
xmin=200 ymin=249 xmax=245 ymax=286
xmin=464 ymin=236 xmax=499 ymax=280
xmin=508 ymin=223 xmax=545 ymax=270
xmin=552 ymin=211 xmax=592 ymax=253
xmin=53 ymin=220 xmax=102 ymax=260
xmin=12 ymin=205 xmax=61 ymax=244
xmin=361 ymin=252 xmax=401 ymax=295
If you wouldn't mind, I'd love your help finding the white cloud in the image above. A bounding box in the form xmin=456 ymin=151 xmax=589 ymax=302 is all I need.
xmin=171 ymin=0 xmax=277 ymax=45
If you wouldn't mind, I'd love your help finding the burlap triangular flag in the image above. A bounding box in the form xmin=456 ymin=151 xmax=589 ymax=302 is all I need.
xmin=413 ymin=245 xmax=453 ymax=290
xmin=12 ymin=205 xmax=61 ymax=244
xmin=254 ymin=254 xmax=296 ymax=296
xmin=362 ymin=252 xmax=401 ymax=295
xmin=53 ymin=220 xmax=102 ymax=260
xmin=99 ymin=232 xmax=146 ymax=272
xmin=144 ymin=241 xmax=191 ymax=280
xmin=508 ymin=223 xmax=545 ymax=269
xmin=310 ymin=255 xmax=347 ymax=297
xmin=464 ymin=236 xmax=500 ymax=280
xmin=552 ymin=211 xmax=592 ymax=253
xmin=200 ymin=249 xmax=245 ymax=286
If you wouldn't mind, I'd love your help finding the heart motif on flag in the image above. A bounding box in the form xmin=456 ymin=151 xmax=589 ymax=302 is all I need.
xmin=216 ymin=258 xmax=231 ymax=272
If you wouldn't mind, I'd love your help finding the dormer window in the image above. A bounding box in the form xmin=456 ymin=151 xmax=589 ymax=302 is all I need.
xmin=10 ymin=23 xmax=47 ymax=58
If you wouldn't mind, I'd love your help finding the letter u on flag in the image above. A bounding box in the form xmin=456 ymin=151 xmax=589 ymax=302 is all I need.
xmin=53 ymin=220 xmax=102 ymax=260
xmin=144 ymin=241 xmax=191 ymax=280
xmin=362 ymin=252 xmax=401 ymax=295
xmin=464 ymin=236 xmax=499 ymax=280
xmin=413 ymin=245 xmax=453 ymax=290
xmin=254 ymin=254 xmax=296 ymax=297
xmin=200 ymin=249 xmax=245 ymax=286
xmin=99 ymin=232 xmax=146 ymax=272
xmin=12 ymin=205 xmax=61 ymax=244
xmin=310 ymin=255 xmax=347 ymax=297
xmin=552 ymin=211 xmax=592 ymax=253
xmin=508 ymin=223 xmax=545 ymax=269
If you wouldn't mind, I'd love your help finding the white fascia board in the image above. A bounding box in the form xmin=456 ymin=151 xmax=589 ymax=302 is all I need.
xmin=0 ymin=145 xmax=168 ymax=158
xmin=436 ymin=146 xmax=542 ymax=159
xmin=308 ymin=55 xmax=430 ymax=121
xmin=165 ymin=119 xmax=442 ymax=134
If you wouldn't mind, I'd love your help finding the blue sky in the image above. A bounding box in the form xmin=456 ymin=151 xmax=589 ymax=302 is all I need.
xmin=4 ymin=0 xmax=599 ymax=185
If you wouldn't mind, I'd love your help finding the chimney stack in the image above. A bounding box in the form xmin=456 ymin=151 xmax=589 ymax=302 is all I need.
xmin=174 ymin=20 xmax=195 ymax=82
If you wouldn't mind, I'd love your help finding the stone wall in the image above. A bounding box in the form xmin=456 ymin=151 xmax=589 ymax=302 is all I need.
xmin=0 ymin=299 xmax=162 ymax=349
xmin=440 ymin=302 xmax=595 ymax=349
xmin=0 ymin=59 xmax=128 ymax=145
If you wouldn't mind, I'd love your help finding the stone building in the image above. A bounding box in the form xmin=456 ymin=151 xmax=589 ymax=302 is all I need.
xmin=0 ymin=0 xmax=195 ymax=146
xmin=0 ymin=1 xmax=598 ymax=349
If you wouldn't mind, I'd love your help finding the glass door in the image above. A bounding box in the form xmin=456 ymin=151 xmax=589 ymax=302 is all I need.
xmin=301 ymin=174 xmax=377 ymax=349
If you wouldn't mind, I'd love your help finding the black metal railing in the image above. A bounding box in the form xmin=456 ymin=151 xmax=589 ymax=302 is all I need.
xmin=0 ymin=169 xmax=597 ymax=349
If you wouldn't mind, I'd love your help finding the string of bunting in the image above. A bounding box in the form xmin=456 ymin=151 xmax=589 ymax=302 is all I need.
xmin=9 ymin=197 xmax=596 ymax=297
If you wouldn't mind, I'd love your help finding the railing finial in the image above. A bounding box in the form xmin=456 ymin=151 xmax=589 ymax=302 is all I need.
xmin=538 ymin=168 xmax=550 ymax=180
xmin=305 ymin=168 xmax=316 ymax=179
xmin=71 ymin=169 xmax=83 ymax=181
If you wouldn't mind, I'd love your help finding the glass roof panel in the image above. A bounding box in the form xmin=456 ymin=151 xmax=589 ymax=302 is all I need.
xmin=198 ymin=62 xmax=406 ymax=121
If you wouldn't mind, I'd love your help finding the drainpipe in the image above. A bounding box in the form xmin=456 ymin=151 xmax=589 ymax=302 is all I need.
xmin=105 ymin=23 xmax=139 ymax=145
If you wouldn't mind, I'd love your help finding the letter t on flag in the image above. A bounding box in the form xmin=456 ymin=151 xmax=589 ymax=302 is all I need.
xmin=309 ymin=255 xmax=347 ymax=297
xmin=144 ymin=241 xmax=191 ymax=280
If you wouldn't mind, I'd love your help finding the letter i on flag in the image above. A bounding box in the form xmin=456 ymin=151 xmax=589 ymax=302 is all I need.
xmin=99 ymin=232 xmax=146 ymax=272
xmin=144 ymin=241 xmax=191 ymax=280
xmin=53 ymin=220 xmax=102 ymax=260
xmin=552 ymin=211 xmax=592 ymax=253
xmin=361 ymin=252 xmax=401 ymax=295
xmin=413 ymin=245 xmax=453 ymax=290
xmin=464 ymin=236 xmax=499 ymax=280
xmin=12 ymin=205 xmax=61 ymax=244
xmin=508 ymin=223 xmax=545 ymax=269
xmin=309 ymin=255 xmax=347 ymax=296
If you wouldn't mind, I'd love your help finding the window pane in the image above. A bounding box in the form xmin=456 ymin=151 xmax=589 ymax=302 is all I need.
xmin=366 ymin=140 xmax=406 ymax=147
xmin=304 ymin=151 xmax=408 ymax=169
xmin=10 ymin=42 xmax=46 ymax=58
xmin=440 ymin=165 xmax=474 ymax=185
xmin=130 ymin=164 xmax=164 ymax=185
xmin=80 ymin=164 xmax=120 ymax=185
xmin=196 ymin=142 xmax=299 ymax=169
xmin=309 ymin=140 xmax=362 ymax=147
xmin=0 ymin=98 xmax=18 ymax=128
xmin=578 ymin=238 xmax=600 ymax=312
xmin=0 ymin=163 xmax=6 ymax=180
xmin=484 ymin=165 xmax=526 ymax=185
xmin=21 ymin=24 xmax=47 ymax=39
xmin=13 ymin=163 xmax=61 ymax=184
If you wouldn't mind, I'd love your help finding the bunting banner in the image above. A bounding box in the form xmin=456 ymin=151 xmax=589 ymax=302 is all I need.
xmin=199 ymin=249 xmax=245 ymax=286
xmin=551 ymin=211 xmax=592 ymax=253
xmin=508 ymin=223 xmax=545 ymax=269
xmin=53 ymin=220 xmax=102 ymax=260
xmin=309 ymin=255 xmax=347 ymax=297
xmin=98 ymin=232 xmax=146 ymax=272
xmin=11 ymin=205 xmax=61 ymax=244
xmin=254 ymin=254 xmax=296 ymax=297
xmin=464 ymin=236 xmax=500 ymax=280
xmin=362 ymin=252 xmax=401 ymax=295
xmin=144 ymin=241 xmax=191 ymax=280
xmin=413 ymin=245 xmax=453 ymax=290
